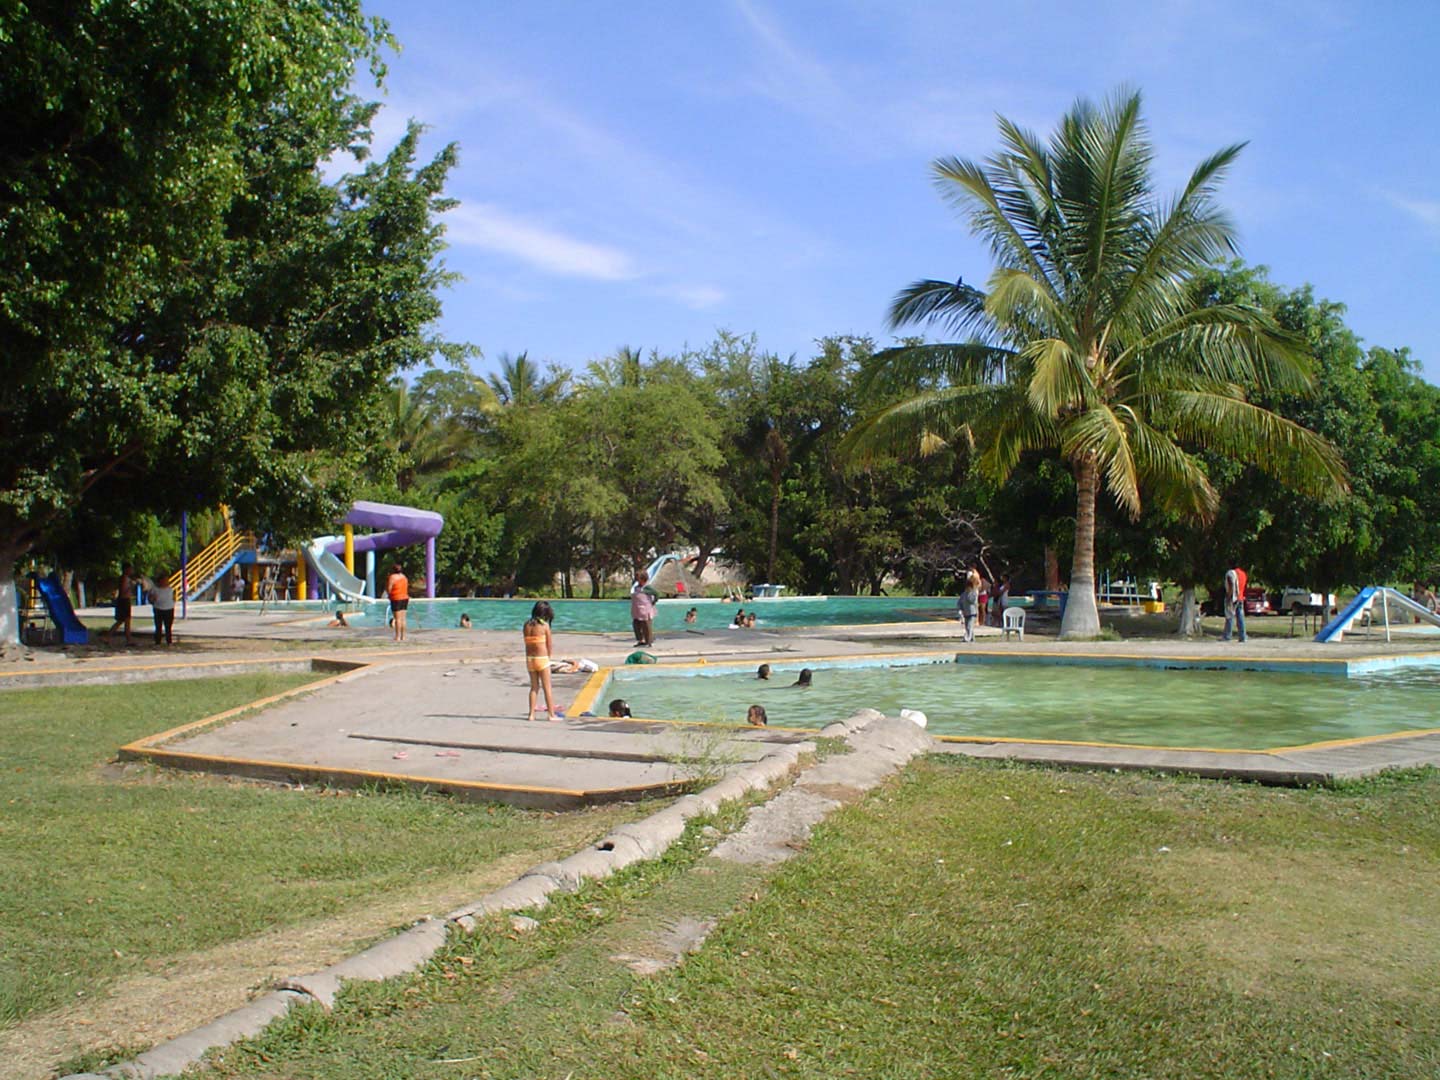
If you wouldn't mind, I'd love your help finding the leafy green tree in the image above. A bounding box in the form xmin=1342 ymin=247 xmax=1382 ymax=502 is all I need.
xmin=0 ymin=3 xmax=460 ymax=639
xmin=846 ymin=89 xmax=1345 ymax=637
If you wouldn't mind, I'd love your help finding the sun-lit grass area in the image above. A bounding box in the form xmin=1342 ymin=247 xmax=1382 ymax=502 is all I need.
xmin=0 ymin=675 xmax=641 ymax=1031
xmin=180 ymin=758 xmax=1439 ymax=1080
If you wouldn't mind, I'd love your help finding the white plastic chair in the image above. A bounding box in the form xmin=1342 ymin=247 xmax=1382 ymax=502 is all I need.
xmin=1002 ymin=606 xmax=1025 ymax=641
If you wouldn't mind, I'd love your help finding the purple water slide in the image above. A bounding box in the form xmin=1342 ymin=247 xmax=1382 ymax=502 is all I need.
xmin=322 ymin=500 xmax=444 ymax=597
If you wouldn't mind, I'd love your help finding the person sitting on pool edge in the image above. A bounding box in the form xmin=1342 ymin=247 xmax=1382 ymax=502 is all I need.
xmin=328 ymin=609 xmax=348 ymax=628
xmin=459 ymin=612 xmax=472 ymax=628
xmin=791 ymin=668 xmax=812 ymax=688
xmin=747 ymin=704 xmax=768 ymax=726
xmin=756 ymin=663 xmax=771 ymax=680
xmin=608 ymin=699 xmax=632 ymax=718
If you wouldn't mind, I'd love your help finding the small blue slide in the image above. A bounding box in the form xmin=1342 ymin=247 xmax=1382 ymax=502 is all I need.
xmin=35 ymin=573 xmax=90 ymax=645
xmin=1313 ymin=586 xmax=1377 ymax=644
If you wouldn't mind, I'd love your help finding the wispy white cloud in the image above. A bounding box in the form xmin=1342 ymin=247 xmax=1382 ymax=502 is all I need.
xmin=445 ymin=203 xmax=640 ymax=281
xmin=1385 ymin=192 xmax=1440 ymax=234
xmin=731 ymin=0 xmax=848 ymax=126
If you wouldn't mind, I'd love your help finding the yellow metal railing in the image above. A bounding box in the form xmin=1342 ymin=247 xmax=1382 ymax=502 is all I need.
xmin=169 ymin=519 xmax=256 ymax=597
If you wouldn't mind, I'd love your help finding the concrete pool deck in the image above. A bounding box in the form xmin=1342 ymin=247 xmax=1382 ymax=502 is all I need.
xmin=9 ymin=602 xmax=1440 ymax=791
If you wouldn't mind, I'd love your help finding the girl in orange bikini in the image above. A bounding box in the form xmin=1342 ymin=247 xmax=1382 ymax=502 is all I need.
xmin=523 ymin=601 xmax=564 ymax=721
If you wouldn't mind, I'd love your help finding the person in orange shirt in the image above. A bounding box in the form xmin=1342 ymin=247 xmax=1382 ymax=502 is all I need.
xmin=386 ymin=563 xmax=410 ymax=642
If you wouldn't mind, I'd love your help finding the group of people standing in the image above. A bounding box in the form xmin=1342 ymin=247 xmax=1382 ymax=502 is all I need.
xmin=956 ymin=569 xmax=1010 ymax=643
xmin=105 ymin=565 xmax=176 ymax=647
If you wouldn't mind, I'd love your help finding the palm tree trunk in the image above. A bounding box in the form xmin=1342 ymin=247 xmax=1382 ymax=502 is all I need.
xmin=766 ymin=472 xmax=781 ymax=585
xmin=1060 ymin=455 xmax=1101 ymax=639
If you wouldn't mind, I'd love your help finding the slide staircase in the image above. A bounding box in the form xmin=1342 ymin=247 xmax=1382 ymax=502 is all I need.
xmin=35 ymin=573 xmax=89 ymax=645
xmin=169 ymin=522 xmax=256 ymax=601
xmin=1314 ymin=586 xmax=1440 ymax=643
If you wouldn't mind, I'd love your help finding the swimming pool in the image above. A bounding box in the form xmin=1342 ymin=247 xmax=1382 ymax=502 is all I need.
xmin=337 ymin=595 xmax=960 ymax=632
xmin=586 ymin=656 xmax=1440 ymax=751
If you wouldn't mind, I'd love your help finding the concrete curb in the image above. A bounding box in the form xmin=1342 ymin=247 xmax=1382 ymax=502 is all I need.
xmin=66 ymin=738 xmax=814 ymax=1079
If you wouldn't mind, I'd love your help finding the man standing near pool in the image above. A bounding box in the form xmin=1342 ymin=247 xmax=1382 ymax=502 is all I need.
xmin=1222 ymin=564 xmax=1248 ymax=643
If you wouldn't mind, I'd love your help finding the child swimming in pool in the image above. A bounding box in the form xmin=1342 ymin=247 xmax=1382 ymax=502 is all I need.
xmin=523 ymin=601 xmax=564 ymax=722
xmin=791 ymin=668 xmax=812 ymax=688
xmin=747 ymin=704 xmax=768 ymax=726
xmin=757 ymin=663 xmax=771 ymax=680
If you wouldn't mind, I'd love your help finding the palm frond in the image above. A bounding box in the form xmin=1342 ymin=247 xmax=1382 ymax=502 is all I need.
xmin=1059 ymin=404 xmax=1141 ymax=516
xmin=857 ymin=342 xmax=1013 ymax=399
xmin=1110 ymin=303 xmax=1312 ymax=393
xmin=842 ymin=383 xmax=1005 ymax=466
xmin=985 ymin=268 xmax=1065 ymax=343
xmin=1024 ymin=337 xmax=1092 ymax=417
xmin=1128 ymin=417 xmax=1218 ymax=519
xmin=931 ymin=155 xmax=1064 ymax=308
xmin=886 ymin=278 xmax=991 ymax=336
xmin=1167 ymin=390 xmax=1349 ymax=498
xmin=978 ymin=391 xmax=1059 ymax=482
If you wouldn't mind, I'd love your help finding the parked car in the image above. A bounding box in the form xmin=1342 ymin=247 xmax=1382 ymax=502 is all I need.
xmin=1279 ymin=588 xmax=1337 ymax=614
xmin=1242 ymin=586 xmax=1272 ymax=615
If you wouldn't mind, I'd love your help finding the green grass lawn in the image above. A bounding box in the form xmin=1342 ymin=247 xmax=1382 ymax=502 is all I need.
xmin=189 ymin=758 xmax=1439 ymax=1080
xmin=0 ymin=674 xmax=638 ymax=1032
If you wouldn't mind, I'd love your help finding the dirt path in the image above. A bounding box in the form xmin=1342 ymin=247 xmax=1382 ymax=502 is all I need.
xmin=0 ymin=812 xmax=631 ymax=1080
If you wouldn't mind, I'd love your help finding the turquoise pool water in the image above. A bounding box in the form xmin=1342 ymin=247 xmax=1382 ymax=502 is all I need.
xmin=335 ymin=595 xmax=959 ymax=632
xmin=596 ymin=658 xmax=1440 ymax=750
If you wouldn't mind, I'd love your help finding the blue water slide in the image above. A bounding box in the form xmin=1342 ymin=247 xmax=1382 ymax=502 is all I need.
xmin=35 ymin=573 xmax=90 ymax=645
xmin=1316 ymin=585 xmax=1440 ymax=643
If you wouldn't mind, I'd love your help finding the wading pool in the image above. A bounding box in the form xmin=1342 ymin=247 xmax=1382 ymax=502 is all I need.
xmin=589 ymin=656 xmax=1440 ymax=751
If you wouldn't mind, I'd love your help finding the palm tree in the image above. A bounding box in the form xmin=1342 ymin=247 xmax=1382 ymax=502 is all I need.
xmin=487 ymin=351 xmax=566 ymax=408
xmin=384 ymin=379 xmax=466 ymax=492
xmin=846 ymin=89 xmax=1347 ymax=638
xmin=584 ymin=345 xmax=647 ymax=388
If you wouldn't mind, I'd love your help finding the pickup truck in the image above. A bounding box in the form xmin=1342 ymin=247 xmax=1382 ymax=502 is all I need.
xmin=1279 ymin=588 xmax=1336 ymax=614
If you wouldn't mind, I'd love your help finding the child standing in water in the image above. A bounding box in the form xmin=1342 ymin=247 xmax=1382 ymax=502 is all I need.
xmin=523 ymin=601 xmax=564 ymax=721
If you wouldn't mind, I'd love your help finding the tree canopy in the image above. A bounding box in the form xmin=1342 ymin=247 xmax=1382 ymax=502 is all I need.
xmin=1 ymin=1 xmax=460 ymax=638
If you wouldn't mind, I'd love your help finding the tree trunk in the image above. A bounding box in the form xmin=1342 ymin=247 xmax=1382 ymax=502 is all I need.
xmin=0 ymin=544 xmax=24 ymax=647
xmin=1059 ymin=456 xmax=1101 ymax=639
xmin=766 ymin=472 xmax=781 ymax=586
xmin=1044 ymin=546 xmax=1061 ymax=590
xmin=0 ymin=577 xmax=19 ymax=648
xmin=1175 ymin=586 xmax=1203 ymax=637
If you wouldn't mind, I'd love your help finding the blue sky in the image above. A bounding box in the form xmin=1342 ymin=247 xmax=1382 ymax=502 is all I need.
xmin=360 ymin=1 xmax=1440 ymax=384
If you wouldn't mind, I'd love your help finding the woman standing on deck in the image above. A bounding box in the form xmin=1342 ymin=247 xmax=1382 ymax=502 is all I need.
xmin=524 ymin=601 xmax=564 ymax=721
xmin=386 ymin=563 xmax=410 ymax=643
xmin=958 ymin=568 xmax=981 ymax=643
